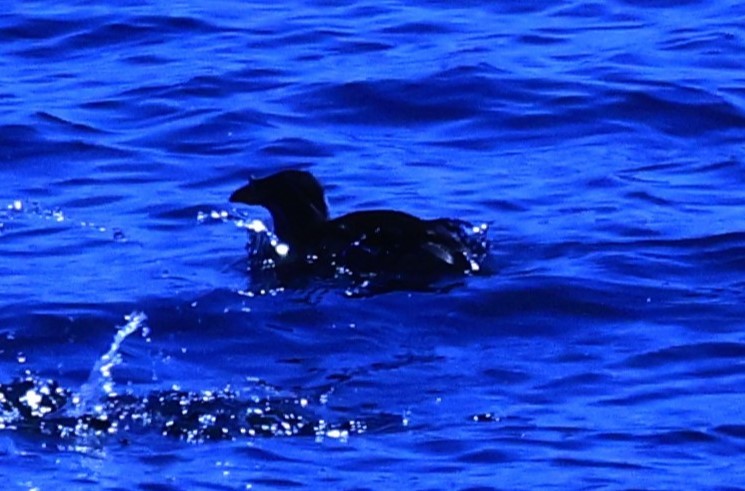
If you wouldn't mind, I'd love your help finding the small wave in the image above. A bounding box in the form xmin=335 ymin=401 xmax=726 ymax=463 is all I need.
xmin=35 ymin=111 xmax=107 ymax=136
xmin=287 ymin=72 xmax=496 ymax=126
xmin=260 ymin=137 xmax=335 ymax=158
xmin=620 ymin=341 xmax=745 ymax=369
xmin=56 ymin=15 xmax=221 ymax=53
xmin=0 ymin=124 xmax=125 ymax=166
xmin=604 ymin=85 xmax=745 ymax=138
xmin=617 ymin=0 xmax=705 ymax=7
xmin=0 ymin=16 xmax=86 ymax=42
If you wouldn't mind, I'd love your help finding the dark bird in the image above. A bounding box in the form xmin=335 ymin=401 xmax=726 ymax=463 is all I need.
xmin=229 ymin=170 xmax=487 ymax=280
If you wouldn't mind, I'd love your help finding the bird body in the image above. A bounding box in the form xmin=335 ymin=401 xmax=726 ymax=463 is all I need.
xmin=230 ymin=170 xmax=486 ymax=279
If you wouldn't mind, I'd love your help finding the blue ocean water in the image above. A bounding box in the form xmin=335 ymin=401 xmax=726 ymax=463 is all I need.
xmin=2 ymin=0 xmax=745 ymax=488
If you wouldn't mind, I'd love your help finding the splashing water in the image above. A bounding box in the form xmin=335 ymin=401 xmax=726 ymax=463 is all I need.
xmin=72 ymin=312 xmax=148 ymax=417
xmin=1 ymin=311 xmax=400 ymax=446
xmin=2 ymin=199 xmax=126 ymax=241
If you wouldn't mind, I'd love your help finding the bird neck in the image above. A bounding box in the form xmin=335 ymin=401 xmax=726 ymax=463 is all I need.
xmin=268 ymin=204 xmax=327 ymax=250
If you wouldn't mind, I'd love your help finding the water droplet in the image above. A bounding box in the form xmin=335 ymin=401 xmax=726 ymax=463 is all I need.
xmin=275 ymin=243 xmax=289 ymax=256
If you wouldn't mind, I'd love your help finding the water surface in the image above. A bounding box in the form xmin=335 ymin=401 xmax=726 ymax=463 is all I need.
xmin=2 ymin=0 xmax=745 ymax=489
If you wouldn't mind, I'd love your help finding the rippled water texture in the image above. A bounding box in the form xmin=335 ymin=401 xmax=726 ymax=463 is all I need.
xmin=2 ymin=1 xmax=745 ymax=489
